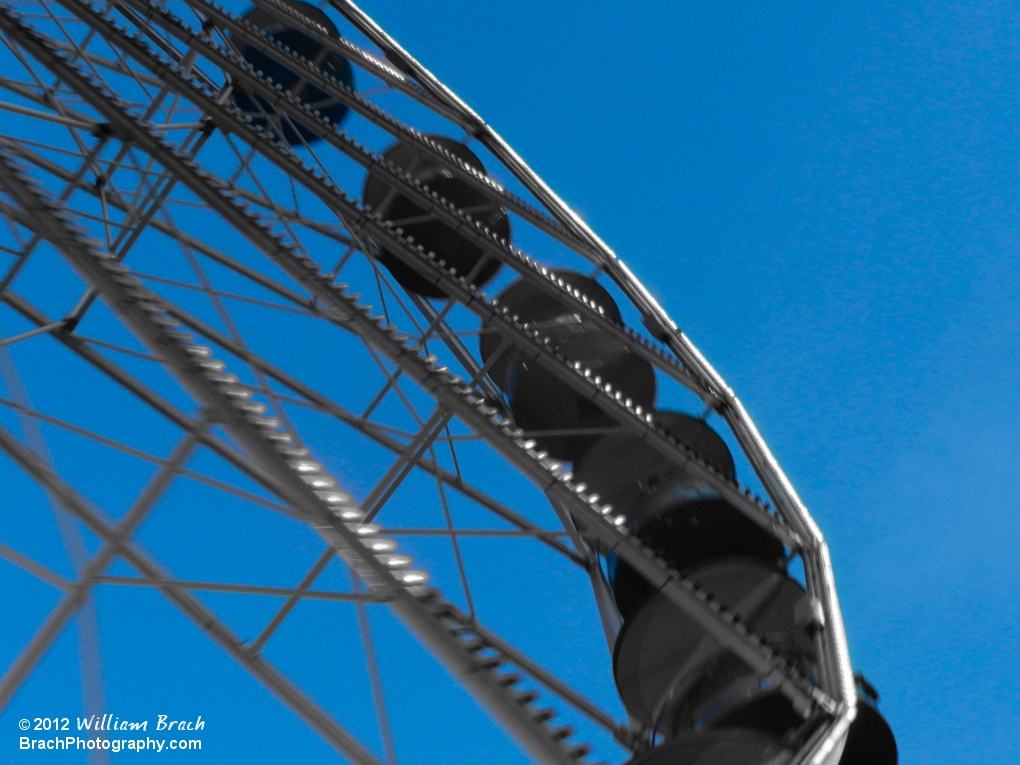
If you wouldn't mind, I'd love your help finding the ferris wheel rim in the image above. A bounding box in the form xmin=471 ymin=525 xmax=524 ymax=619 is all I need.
xmin=0 ymin=2 xmax=864 ymax=763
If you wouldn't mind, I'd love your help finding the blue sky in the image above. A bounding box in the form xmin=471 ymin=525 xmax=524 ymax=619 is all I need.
xmin=2 ymin=1 xmax=1019 ymax=763
xmin=359 ymin=1 xmax=1020 ymax=761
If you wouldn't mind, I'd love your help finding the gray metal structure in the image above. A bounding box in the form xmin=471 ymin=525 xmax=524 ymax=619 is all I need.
xmin=0 ymin=1 xmax=856 ymax=762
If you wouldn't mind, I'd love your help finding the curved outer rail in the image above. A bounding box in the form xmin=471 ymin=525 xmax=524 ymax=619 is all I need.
xmin=0 ymin=1 xmax=857 ymax=761
xmin=326 ymin=1 xmax=857 ymax=759
xmin=0 ymin=0 xmax=827 ymax=711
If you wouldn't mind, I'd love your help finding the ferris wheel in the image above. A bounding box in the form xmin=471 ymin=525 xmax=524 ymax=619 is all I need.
xmin=0 ymin=1 xmax=897 ymax=763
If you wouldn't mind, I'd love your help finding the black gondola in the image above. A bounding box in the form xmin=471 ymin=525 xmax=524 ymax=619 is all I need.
xmin=362 ymin=136 xmax=509 ymax=298
xmin=232 ymin=2 xmax=354 ymax=145
xmin=479 ymin=270 xmax=656 ymax=461
xmin=575 ymin=411 xmax=784 ymax=617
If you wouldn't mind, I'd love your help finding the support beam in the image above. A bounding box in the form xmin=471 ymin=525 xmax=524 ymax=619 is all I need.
xmin=0 ymin=542 xmax=70 ymax=589
xmin=93 ymin=576 xmax=393 ymax=602
xmin=0 ymin=435 xmax=197 ymax=710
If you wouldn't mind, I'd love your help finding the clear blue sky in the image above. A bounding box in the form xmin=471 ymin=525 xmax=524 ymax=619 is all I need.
xmin=380 ymin=2 xmax=1019 ymax=760
xmin=3 ymin=1 xmax=1019 ymax=763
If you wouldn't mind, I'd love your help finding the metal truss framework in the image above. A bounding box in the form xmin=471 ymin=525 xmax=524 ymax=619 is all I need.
xmin=0 ymin=1 xmax=856 ymax=764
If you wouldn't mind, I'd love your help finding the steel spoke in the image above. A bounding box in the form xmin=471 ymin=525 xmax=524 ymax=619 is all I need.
xmin=353 ymin=575 xmax=398 ymax=765
xmin=0 ymin=433 xmax=197 ymax=710
xmin=0 ymin=421 xmax=385 ymax=765
xmin=93 ymin=575 xmax=393 ymax=602
xmin=247 ymin=548 xmax=335 ymax=656
xmin=0 ymin=542 xmax=70 ymax=589
xmin=0 ymin=2 xmax=868 ymax=761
